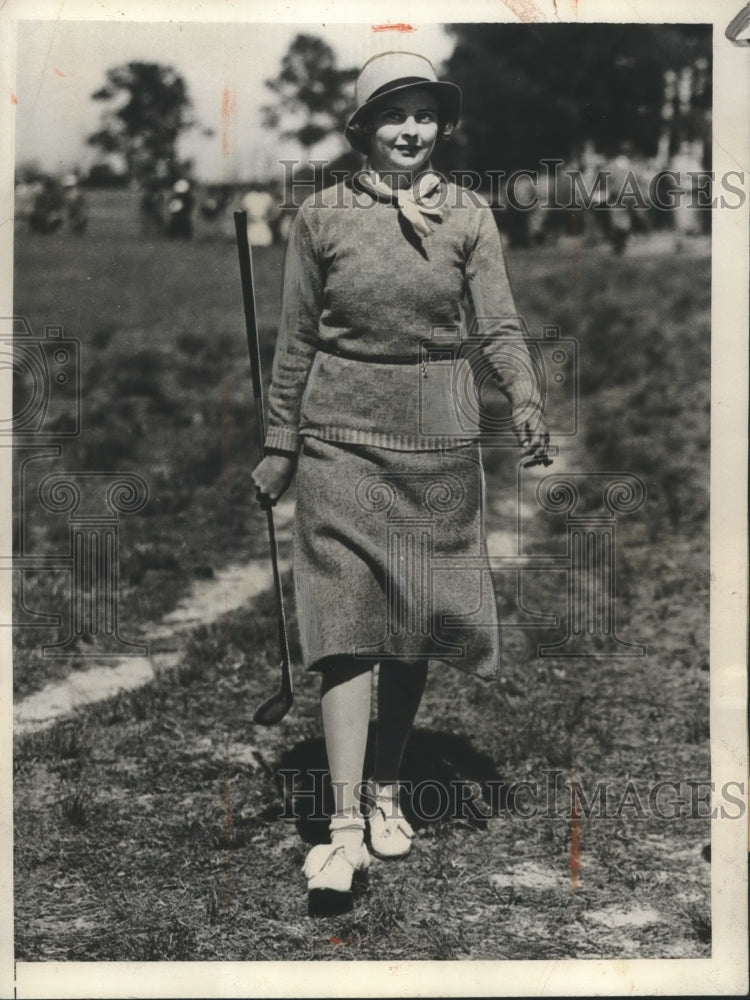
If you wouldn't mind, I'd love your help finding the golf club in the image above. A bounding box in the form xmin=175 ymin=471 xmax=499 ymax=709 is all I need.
xmin=234 ymin=210 xmax=294 ymax=725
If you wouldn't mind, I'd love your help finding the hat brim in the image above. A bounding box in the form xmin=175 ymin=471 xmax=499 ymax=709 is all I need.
xmin=345 ymin=80 xmax=461 ymax=154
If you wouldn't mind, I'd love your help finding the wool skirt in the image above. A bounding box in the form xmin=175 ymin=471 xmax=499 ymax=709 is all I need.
xmin=293 ymin=437 xmax=500 ymax=679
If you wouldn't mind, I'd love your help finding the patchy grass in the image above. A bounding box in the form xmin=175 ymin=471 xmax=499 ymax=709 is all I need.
xmin=13 ymin=198 xmax=710 ymax=960
xmin=12 ymin=194 xmax=285 ymax=698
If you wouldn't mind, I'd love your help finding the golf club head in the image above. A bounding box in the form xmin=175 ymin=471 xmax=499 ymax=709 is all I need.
xmin=253 ymin=681 xmax=294 ymax=726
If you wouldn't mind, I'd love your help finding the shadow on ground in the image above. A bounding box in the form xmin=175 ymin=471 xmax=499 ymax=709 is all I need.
xmin=269 ymin=725 xmax=509 ymax=845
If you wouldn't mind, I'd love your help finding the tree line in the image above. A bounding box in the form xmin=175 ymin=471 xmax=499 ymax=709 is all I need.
xmin=84 ymin=24 xmax=711 ymax=187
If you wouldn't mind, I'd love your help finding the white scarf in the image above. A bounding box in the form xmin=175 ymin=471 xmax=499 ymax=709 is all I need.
xmin=357 ymin=169 xmax=444 ymax=239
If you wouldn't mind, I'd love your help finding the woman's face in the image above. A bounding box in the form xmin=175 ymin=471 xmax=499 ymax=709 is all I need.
xmin=368 ymin=88 xmax=439 ymax=177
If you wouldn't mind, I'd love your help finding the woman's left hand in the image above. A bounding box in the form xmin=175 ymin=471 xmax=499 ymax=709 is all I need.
xmin=518 ymin=420 xmax=553 ymax=468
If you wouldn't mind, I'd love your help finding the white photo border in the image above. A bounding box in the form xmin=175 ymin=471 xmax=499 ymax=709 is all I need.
xmin=1 ymin=0 xmax=747 ymax=996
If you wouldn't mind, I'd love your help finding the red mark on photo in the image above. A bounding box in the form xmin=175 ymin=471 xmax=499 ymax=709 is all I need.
xmin=221 ymin=86 xmax=236 ymax=156
xmin=372 ymin=23 xmax=415 ymax=32
xmin=10 ymin=90 xmax=17 ymax=105
xmin=54 ymin=68 xmax=66 ymax=78
xmin=570 ymin=766 xmax=581 ymax=889
xmin=500 ymin=0 xmax=548 ymax=22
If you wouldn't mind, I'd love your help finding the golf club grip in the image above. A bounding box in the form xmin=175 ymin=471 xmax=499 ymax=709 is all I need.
xmin=233 ymin=211 xmax=265 ymax=433
xmin=233 ymin=209 xmax=293 ymax=684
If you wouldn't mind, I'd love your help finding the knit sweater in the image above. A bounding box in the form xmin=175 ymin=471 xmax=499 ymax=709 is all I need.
xmin=264 ymin=177 xmax=538 ymax=453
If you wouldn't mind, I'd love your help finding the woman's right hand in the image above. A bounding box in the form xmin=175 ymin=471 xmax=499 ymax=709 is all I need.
xmin=251 ymin=454 xmax=297 ymax=507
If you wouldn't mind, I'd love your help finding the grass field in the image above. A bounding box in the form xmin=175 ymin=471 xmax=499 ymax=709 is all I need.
xmin=13 ymin=189 xmax=711 ymax=961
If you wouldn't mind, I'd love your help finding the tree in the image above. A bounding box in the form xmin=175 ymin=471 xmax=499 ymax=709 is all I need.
xmin=87 ymin=62 xmax=205 ymax=184
xmin=263 ymin=35 xmax=358 ymax=149
xmin=443 ymin=24 xmax=712 ymax=173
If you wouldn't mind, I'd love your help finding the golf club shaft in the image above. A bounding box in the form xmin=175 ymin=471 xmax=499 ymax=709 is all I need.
xmin=234 ymin=210 xmax=293 ymax=701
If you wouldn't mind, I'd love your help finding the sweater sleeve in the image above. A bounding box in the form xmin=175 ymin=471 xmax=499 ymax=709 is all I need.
xmin=464 ymin=199 xmax=543 ymax=440
xmin=264 ymin=204 xmax=323 ymax=453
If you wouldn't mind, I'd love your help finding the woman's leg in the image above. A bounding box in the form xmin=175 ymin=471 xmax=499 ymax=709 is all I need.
xmin=374 ymin=657 xmax=428 ymax=787
xmin=303 ymin=658 xmax=372 ymax=907
xmin=320 ymin=657 xmax=373 ymax=816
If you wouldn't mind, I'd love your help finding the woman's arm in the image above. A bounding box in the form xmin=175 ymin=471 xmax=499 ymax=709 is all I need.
xmin=264 ymin=204 xmax=323 ymax=454
xmin=252 ymin=204 xmax=323 ymax=504
xmin=465 ymin=199 xmax=551 ymax=466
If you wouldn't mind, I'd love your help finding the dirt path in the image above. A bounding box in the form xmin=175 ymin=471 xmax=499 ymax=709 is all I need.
xmin=13 ymin=444 xmax=569 ymax=736
xmin=14 ymin=500 xmax=295 ymax=734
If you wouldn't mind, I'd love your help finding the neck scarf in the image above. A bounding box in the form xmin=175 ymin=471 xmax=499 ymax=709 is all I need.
xmin=356 ymin=169 xmax=444 ymax=239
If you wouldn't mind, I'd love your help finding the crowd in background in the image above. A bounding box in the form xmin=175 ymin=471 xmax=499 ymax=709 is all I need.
xmin=15 ymin=136 xmax=708 ymax=253
xmin=15 ymin=171 xmax=90 ymax=236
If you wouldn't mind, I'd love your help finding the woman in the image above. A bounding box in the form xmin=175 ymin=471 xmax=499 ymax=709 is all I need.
xmin=252 ymin=51 xmax=550 ymax=914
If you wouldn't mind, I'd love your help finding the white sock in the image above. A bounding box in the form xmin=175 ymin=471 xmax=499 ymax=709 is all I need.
xmin=330 ymin=813 xmax=365 ymax=866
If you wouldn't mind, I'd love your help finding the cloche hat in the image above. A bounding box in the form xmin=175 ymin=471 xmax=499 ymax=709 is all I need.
xmin=345 ymin=51 xmax=462 ymax=154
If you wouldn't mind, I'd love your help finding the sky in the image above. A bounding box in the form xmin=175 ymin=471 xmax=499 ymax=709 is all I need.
xmin=13 ymin=20 xmax=456 ymax=182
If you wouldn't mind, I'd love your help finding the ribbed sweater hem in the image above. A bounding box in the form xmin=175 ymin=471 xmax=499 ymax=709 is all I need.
xmin=264 ymin=426 xmax=300 ymax=453
xmin=266 ymin=424 xmax=477 ymax=453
